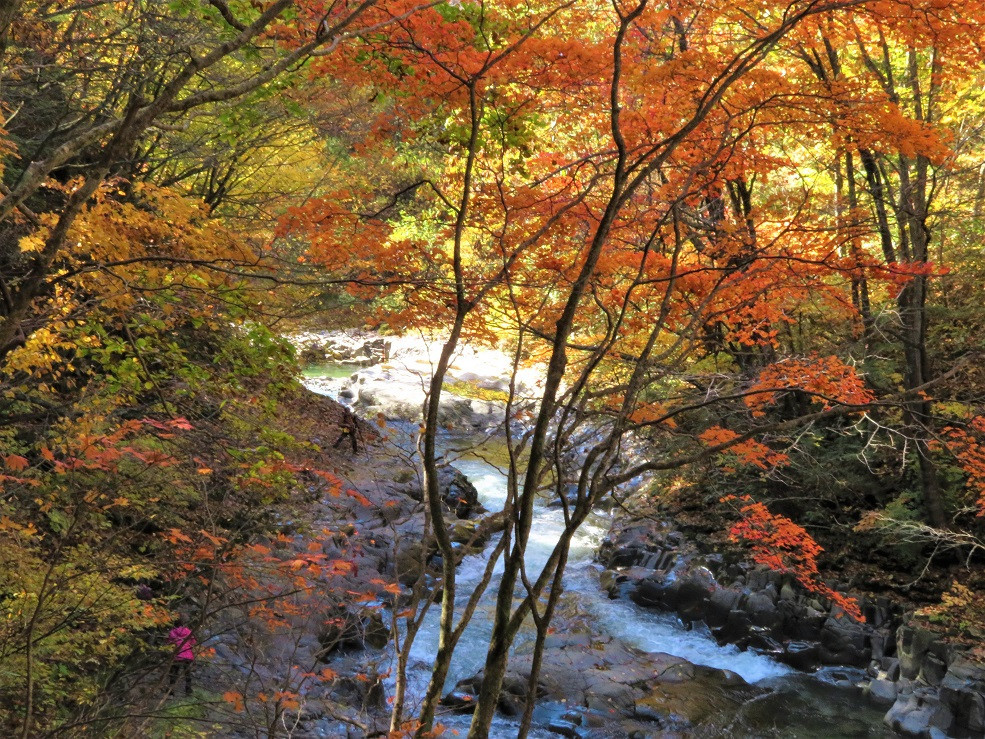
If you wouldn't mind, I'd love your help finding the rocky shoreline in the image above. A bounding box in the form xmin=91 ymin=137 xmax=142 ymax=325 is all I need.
xmin=596 ymin=516 xmax=985 ymax=737
xmin=295 ymin=329 xmax=544 ymax=430
xmin=443 ymin=634 xmax=767 ymax=738
xmin=286 ymin=330 xmax=985 ymax=737
xmin=197 ymin=385 xmax=499 ymax=737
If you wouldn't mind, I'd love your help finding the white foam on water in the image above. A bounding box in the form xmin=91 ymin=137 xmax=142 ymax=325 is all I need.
xmin=303 ymin=364 xmax=884 ymax=736
xmin=449 ymin=457 xmax=792 ymax=684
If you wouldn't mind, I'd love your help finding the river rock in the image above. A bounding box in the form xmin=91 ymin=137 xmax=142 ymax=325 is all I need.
xmin=293 ymin=329 xmax=391 ymax=365
xmin=442 ymin=632 xmax=766 ymax=735
xmin=317 ymin=606 xmax=390 ymax=655
xmin=940 ymin=654 xmax=985 ymax=732
xmin=866 ymin=677 xmax=899 ymax=704
xmin=885 ymin=685 xmax=955 ymax=736
xmin=819 ymin=617 xmax=870 ymax=666
xmin=600 ymin=516 xmax=901 ymax=675
xmin=438 ymin=464 xmax=486 ymax=518
xmin=858 ymin=625 xmax=985 ymax=736
xmin=599 ymin=569 xmax=624 ymax=598
xmin=394 ymin=538 xmax=427 ymax=585
xmin=341 ymin=364 xmax=510 ymax=430
xmin=390 ymin=462 xmax=486 ymax=519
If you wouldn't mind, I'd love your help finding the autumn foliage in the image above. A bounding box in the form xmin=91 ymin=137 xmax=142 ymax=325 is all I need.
xmin=937 ymin=417 xmax=985 ymax=517
xmin=3 ymin=0 xmax=985 ymax=734
xmin=723 ymin=496 xmax=863 ymax=622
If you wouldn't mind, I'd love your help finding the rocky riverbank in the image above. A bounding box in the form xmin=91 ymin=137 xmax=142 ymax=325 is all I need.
xmin=293 ymin=329 xmax=393 ymax=365
xmin=443 ymin=633 xmax=766 ymax=738
xmin=295 ymin=329 xmax=544 ymax=430
xmin=287 ymin=330 xmax=984 ymax=737
xmin=194 ymin=386 xmax=498 ymax=736
xmin=245 ymin=387 xmax=769 ymax=737
xmin=597 ymin=515 xmax=985 ymax=737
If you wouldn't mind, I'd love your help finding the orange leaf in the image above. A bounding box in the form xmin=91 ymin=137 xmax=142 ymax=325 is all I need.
xmin=4 ymin=455 xmax=29 ymax=472
xmin=223 ymin=691 xmax=245 ymax=712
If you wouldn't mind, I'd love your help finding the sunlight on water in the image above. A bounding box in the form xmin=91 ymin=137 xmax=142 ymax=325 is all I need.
xmin=566 ymin=568 xmax=792 ymax=683
xmin=448 ymin=457 xmax=792 ymax=684
xmin=301 ymin=362 xmax=362 ymax=380
xmin=453 ymin=458 xmax=510 ymax=510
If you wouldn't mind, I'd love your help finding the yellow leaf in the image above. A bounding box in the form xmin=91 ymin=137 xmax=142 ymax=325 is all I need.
xmin=19 ymin=234 xmax=43 ymax=252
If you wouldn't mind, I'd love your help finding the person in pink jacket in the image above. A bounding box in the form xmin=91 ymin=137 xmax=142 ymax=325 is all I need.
xmin=167 ymin=614 xmax=196 ymax=696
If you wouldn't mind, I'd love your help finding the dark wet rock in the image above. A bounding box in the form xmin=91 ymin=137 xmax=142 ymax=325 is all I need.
xmin=599 ymin=569 xmax=624 ymax=599
xmin=602 ymin=516 xmax=895 ymax=674
xmin=476 ymin=509 xmax=508 ymax=538
xmin=598 ymin=519 xmax=687 ymax=574
xmin=920 ymin=653 xmax=949 ymax=687
xmin=444 ymin=632 xmax=765 ymax=736
xmin=778 ymin=641 xmax=820 ymax=671
xmin=819 ymin=617 xmax=870 ymax=666
xmin=746 ymin=626 xmax=784 ymax=657
xmin=940 ymin=654 xmax=985 ymax=733
xmin=556 ymin=706 xmax=609 ymax=731
xmin=547 ymin=718 xmax=586 ymax=737
xmin=705 ymin=587 xmax=741 ymax=627
xmin=438 ymin=464 xmax=486 ymax=518
xmin=630 ymin=574 xmax=670 ymax=608
xmin=546 ymin=483 xmax=580 ymax=510
xmin=443 ymin=690 xmax=479 ymax=714
xmin=444 ymin=669 xmax=544 ymax=718
xmin=394 ymin=535 xmax=427 ymax=585
xmin=744 ymin=590 xmax=780 ymax=630
xmin=392 ymin=462 xmax=486 ymax=519
xmin=316 ymin=606 xmax=389 ymax=655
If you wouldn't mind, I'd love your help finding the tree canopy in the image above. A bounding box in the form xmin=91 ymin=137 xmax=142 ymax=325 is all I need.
xmin=3 ymin=0 xmax=985 ymax=736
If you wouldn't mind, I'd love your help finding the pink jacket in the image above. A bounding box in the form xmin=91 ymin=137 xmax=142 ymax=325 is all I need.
xmin=168 ymin=626 xmax=196 ymax=661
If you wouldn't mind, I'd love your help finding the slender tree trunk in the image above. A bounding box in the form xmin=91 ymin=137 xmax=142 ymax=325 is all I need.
xmin=844 ymin=151 xmax=872 ymax=338
xmin=896 ymin=47 xmax=946 ymax=527
xmin=415 ymin=83 xmax=481 ymax=735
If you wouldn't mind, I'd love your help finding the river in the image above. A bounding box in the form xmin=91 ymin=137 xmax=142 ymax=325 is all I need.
xmin=305 ymin=367 xmax=892 ymax=738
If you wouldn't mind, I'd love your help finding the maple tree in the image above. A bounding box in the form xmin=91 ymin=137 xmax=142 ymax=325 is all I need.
xmin=4 ymin=0 xmax=985 ymax=735
xmin=281 ymin=0 xmax=985 ymax=734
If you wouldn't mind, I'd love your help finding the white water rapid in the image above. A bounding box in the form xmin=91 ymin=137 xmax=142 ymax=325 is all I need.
xmin=304 ymin=365 xmax=891 ymax=738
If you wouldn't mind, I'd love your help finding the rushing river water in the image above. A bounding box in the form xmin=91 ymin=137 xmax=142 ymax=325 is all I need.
xmin=305 ymin=368 xmax=893 ymax=738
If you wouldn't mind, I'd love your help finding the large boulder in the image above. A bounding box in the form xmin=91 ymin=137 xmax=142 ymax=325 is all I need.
xmin=341 ymin=364 xmax=509 ymax=429
xmin=316 ymin=606 xmax=390 ymax=655
xmin=884 ymin=684 xmax=955 ymax=737
xmin=877 ymin=630 xmax=985 ymax=737
xmin=602 ymin=516 xmax=896 ymax=674
xmin=442 ymin=632 xmax=764 ymax=736
xmin=389 ymin=462 xmax=486 ymax=519
xmin=437 ymin=464 xmax=485 ymax=518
